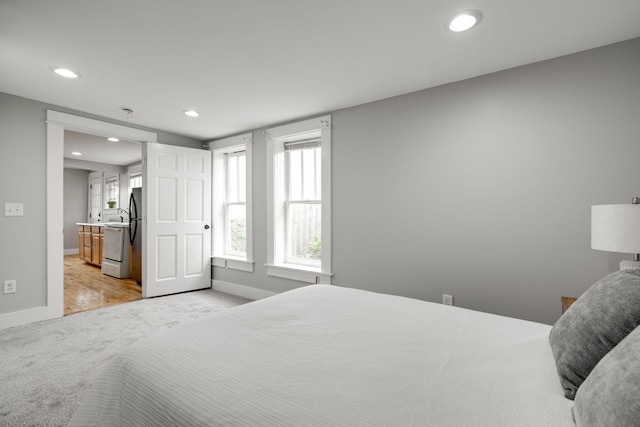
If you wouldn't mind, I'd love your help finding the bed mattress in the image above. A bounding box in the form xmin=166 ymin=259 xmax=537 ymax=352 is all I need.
xmin=69 ymin=285 xmax=573 ymax=426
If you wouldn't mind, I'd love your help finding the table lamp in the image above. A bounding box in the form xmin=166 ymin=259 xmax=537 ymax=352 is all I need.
xmin=591 ymin=197 xmax=640 ymax=270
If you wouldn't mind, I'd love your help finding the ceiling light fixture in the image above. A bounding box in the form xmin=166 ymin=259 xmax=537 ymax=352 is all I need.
xmin=121 ymin=108 xmax=134 ymax=120
xmin=52 ymin=67 xmax=79 ymax=78
xmin=107 ymin=137 xmax=119 ymax=142
xmin=448 ymin=10 xmax=483 ymax=32
xmin=71 ymin=151 xmax=82 ymax=156
xmin=184 ymin=110 xmax=200 ymax=118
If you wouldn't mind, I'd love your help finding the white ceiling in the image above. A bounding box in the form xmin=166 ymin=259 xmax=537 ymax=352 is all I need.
xmin=1 ymin=1 xmax=639 ymax=141
xmin=64 ymin=131 xmax=141 ymax=166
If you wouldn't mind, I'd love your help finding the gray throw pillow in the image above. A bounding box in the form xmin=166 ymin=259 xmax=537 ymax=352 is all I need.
xmin=548 ymin=269 xmax=640 ymax=400
xmin=573 ymin=325 xmax=640 ymax=426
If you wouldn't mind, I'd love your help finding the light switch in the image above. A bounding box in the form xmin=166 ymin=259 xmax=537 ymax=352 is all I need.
xmin=4 ymin=203 xmax=24 ymax=217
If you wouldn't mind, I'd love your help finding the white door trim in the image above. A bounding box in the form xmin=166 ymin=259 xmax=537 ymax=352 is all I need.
xmin=45 ymin=111 xmax=157 ymax=323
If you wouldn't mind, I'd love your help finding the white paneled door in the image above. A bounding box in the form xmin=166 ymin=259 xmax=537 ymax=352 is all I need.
xmin=143 ymin=143 xmax=212 ymax=298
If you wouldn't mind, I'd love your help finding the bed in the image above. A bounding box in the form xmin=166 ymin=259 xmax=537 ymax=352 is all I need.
xmin=68 ymin=277 xmax=640 ymax=426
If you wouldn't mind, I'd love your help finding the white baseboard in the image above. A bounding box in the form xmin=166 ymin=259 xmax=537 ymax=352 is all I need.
xmin=64 ymin=248 xmax=79 ymax=256
xmin=0 ymin=306 xmax=50 ymax=330
xmin=212 ymin=280 xmax=277 ymax=301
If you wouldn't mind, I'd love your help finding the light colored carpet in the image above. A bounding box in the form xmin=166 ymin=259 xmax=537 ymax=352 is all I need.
xmin=0 ymin=289 xmax=252 ymax=427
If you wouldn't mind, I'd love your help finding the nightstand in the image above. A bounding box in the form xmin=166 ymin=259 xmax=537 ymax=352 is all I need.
xmin=561 ymin=296 xmax=577 ymax=314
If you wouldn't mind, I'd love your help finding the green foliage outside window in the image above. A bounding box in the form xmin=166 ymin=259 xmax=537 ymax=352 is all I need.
xmin=308 ymin=237 xmax=321 ymax=260
xmin=230 ymin=219 xmax=246 ymax=253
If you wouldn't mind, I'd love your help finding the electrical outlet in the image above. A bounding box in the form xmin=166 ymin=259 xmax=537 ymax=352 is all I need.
xmin=4 ymin=280 xmax=16 ymax=294
xmin=4 ymin=203 xmax=24 ymax=217
xmin=443 ymin=294 xmax=453 ymax=306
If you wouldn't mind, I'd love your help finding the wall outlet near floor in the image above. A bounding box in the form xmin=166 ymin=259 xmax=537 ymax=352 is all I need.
xmin=443 ymin=294 xmax=453 ymax=306
xmin=4 ymin=280 xmax=16 ymax=294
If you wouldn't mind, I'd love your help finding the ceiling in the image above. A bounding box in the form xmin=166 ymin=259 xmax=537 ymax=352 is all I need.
xmin=1 ymin=1 xmax=640 ymax=141
xmin=64 ymin=131 xmax=141 ymax=166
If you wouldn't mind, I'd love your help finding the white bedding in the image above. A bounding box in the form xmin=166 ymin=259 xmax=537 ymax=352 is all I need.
xmin=68 ymin=285 xmax=573 ymax=426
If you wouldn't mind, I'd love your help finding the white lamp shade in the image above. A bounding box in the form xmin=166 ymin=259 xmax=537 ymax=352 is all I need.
xmin=591 ymin=204 xmax=640 ymax=254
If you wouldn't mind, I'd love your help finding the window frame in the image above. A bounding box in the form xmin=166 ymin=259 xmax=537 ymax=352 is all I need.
xmin=129 ymin=174 xmax=142 ymax=191
xmin=104 ymin=174 xmax=119 ymax=208
xmin=266 ymin=115 xmax=332 ymax=284
xmin=223 ymin=150 xmax=247 ymax=258
xmin=210 ymin=133 xmax=254 ymax=272
xmin=284 ymin=139 xmax=322 ymax=267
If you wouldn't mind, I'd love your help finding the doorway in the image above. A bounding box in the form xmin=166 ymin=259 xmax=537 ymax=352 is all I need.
xmin=63 ymin=131 xmax=144 ymax=315
xmin=46 ymin=111 xmax=158 ymax=322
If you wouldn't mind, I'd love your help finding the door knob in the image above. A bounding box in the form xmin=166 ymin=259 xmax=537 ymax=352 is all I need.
xmin=204 ymin=224 xmax=210 ymax=230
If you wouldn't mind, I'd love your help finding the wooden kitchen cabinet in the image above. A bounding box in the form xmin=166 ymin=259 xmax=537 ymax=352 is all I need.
xmin=78 ymin=225 xmax=103 ymax=266
xmin=78 ymin=225 xmax=85 ymax=260
xmin=91 ymin=233 xmax=101 ymax=264
xmin=82 ymin=226 xmax=92 ymax=263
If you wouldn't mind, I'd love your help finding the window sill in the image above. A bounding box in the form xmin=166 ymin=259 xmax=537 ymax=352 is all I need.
xmin=212 ymin=257 xmax=254 ymax=273
xmin=265 ymin=263 xmax=332 ymax=284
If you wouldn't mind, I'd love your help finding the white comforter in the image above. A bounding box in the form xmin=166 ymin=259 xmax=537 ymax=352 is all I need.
xmin=68 ymin=285 xmax=573 ymax=426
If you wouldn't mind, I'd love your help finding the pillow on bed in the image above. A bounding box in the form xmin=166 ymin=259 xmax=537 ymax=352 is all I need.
xmin=572 ymin=325 xmax=640 ymax=426
xmin=548 ymin=269 xmax=640 ymax=400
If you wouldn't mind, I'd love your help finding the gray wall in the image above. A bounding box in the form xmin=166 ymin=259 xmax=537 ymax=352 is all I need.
xmin=214 ymin=38 xmax=640 ymax=325
xmin=0 ymin=92 xmax=202 ymax=316
xmin=2 ymin=38 xmax=638 ymax=325
xmin=63 ymin=168 xmax=88 ymax=251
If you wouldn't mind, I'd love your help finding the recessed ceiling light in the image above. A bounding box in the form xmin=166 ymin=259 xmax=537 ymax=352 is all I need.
xmin=52 ymin=67 xmax=80 ymax=78
xmin=184 ymin=110 xmax=199 ymax=118
xmin=107 ymin=137 xmax=119 ymax=142
xmin=448 ymin=10 xmax=483 ymax=32
xmin=71 ymin=151 xmax=82 ymax=156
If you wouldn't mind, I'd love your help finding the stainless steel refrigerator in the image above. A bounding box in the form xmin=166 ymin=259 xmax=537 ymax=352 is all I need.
xmin=129 ymin=187 xmax=142 ymax=283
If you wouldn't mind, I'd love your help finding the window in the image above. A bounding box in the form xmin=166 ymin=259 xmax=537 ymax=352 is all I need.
xmin=285 ymin=139 xmax=321 ymax=266
xmin=129 ymin=174 xmax=142 ymax=190
xmin=128 ymin=163 xmax=143 ymax=190
xmin=127 ymin=163 xmax=142 ymax=208
xmin=104 ymin=175 xmax=119 ymax=208
xmin=210 ymin=133 xmax=253 ymax=272
xmin=224 ymin=151 xmax=246 ymax=257
xmin=266 ymin=115 xmax=332 ymax=283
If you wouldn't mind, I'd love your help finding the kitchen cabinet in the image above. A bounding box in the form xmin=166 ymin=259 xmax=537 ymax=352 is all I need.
xmin=79 ymin=225 xmax=92 ymax=262
xmin=77 ymin=224 xmax=103 ymax=266
xmin=91 ymin=226 xmax=104 ymax=265
xmin=78 ymin=225 xmax=86 ymax=260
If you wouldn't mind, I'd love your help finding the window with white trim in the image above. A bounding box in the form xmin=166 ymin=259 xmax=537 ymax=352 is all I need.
xmin=210 ymin=133 xmax=253 ymax=272
xmin=224 ymin=150 xmax=247 ymax=257
xmin=104 ymin=174 xmax=119 ymax=208
xmin=285 ymin=139 xmax=321 ymax=266
xmin=129 ymin=174 xmax=142 ymax=190
xmin=128 ymin=163 xmax=142 ymax=206
xmin=266 ymin=115 xmax=332 ymax=284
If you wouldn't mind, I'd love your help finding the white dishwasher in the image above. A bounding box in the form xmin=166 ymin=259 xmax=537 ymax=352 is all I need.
xmin=102 ymin=225 xmax=131 ymax=278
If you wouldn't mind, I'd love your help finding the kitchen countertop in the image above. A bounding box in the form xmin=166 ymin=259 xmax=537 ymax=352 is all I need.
xmin=77 ymin=222 xmax=129 ymax=228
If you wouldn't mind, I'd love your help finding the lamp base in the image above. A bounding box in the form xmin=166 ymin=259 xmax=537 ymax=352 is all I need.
xmin=620 ymin=260 xmax=640 ymax=270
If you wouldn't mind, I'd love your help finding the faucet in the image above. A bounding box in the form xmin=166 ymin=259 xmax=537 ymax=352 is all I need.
xmin=119 ymin=208 xmax=129 ymax=223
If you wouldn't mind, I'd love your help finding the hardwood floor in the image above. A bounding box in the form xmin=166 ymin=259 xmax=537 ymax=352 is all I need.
xmin=64 ymin=255 xmax=142 ymax=316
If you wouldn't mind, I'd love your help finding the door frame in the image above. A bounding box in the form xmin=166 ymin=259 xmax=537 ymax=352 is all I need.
xmin=46 ymin=110 xmax=157 ymax=320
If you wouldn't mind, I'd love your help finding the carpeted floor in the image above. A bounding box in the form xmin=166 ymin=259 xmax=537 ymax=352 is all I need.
xmin=0 ymin=289 xmax=252 ymax=427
